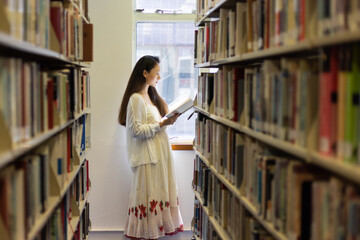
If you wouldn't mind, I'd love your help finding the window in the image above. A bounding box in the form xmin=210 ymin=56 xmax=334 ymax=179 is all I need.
xmin=134 ymin=1 xmax=196 ymax=144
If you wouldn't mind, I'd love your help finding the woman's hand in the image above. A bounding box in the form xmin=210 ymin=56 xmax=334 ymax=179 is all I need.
xmin=159 ymin=113 xmax=180 ymax=128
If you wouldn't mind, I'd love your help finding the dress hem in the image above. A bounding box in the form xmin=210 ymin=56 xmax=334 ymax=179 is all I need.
xmin=124 ymin=224 xmax=184 ymax=239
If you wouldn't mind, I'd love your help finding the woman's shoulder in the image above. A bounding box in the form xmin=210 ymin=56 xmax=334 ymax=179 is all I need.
xmin=129 ymin=92 xmax=145 ymax=106
xmin=129 ymin=92 xmax=143 ymax=101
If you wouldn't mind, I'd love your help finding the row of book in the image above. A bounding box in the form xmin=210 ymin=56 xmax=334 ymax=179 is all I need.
xmin=0 ymin=150 xmax=89 ymax=240
xmin=193 ymin=164 xmax=276 ymax=240
xmin=0 ymin=0 xmax=50 ymax=48
xmin=0 ymin=56 xmax=90 ymax=153
xmin=196 ymin=44 xmax=360 ymax=164
xmin=74 ymin=202 xmax=91 ymax=240
xmin=0 ymin=0 xmax=93 ymax=61
xmin=194 ymin=121 xmax=360 ymax=240
xmin=243 ymin=137 xmax=360 ymax=240
xmin=195 ymin=0 xmax=360 ymax=64
xmin=195 ymin=116 xmax=245 ymax=188
xmin=193 ymin=199 xmax=221 ymax=240
xmin=32 ymin=183 xmax=90 ymax=240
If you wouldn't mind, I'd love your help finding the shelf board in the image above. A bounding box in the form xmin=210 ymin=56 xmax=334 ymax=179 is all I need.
xmin=239 ymin=197 xmax=287 ymax=240
xmin=194 ymin=149 xmax=287 ymax=240
xmin=310 ymin=152 xmax=360 ymax=185
xmin=193 ymin=106 xmax=211 ymax=117
xmin=0 ymin=32 xmax=59 ymax=57
xmin=0 ymin=109 xmax=90 ymax=169
xmin=193 ymin=190 xmax=232 ymax=240
xmin=210 ymin=114 xmax=242 ymax=131
xmin=28 ymin=154 xmax=89 ymax=240
xmin=193 ymin=148 xmax=210 ymax=167
xmin=195 ymin=32 xmax=360 ymax=67
xmin=240 ymin=127 xmax=310 ymax=161
xmin=194 ymin=62 xmax=218 ymax=68
xmin=312 ymin=31 xmax=360 ymax=48
xmin=0 ymin=32 xmax=88 ymax=67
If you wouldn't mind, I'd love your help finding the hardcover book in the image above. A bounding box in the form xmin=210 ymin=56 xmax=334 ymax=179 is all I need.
xmin=165 ymin=97 xmax=194 ymax=118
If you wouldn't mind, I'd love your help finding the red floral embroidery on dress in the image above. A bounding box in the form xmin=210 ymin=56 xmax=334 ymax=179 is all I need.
xmin=165 ymin=201 xmax=170 ymax=208
xmin=135 ymin=207 xmax=138 ymax=218
xmin=139 ymin=204 xmax=146 ymax=218
xmin=149 ymin=200 xmax=158 ymax=213
xmin=160 ymin=201 xmax=164 ymax=211
xmin=159 ymin=225 xmax=164 ymax=232
xmin=155 ymin=209 xmax=157 ymax=215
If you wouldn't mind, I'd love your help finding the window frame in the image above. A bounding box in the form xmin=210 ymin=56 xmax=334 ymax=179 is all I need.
xmin=132 ymin=3 xmax=196 ymax=149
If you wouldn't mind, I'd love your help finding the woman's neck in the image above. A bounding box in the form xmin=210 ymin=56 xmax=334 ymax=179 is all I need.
xmin=138 ymin=84 xmax=149 ymax=95
xmin=138 ymin=85 xmax=154 ymax=106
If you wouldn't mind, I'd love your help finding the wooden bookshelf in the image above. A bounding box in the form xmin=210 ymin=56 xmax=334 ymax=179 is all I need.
xmin=0 ymin=0 xmax=92 ymax=239
xmin=193 ymin=1 xmax=360 ymax=239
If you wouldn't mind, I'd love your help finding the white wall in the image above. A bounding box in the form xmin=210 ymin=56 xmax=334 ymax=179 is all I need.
xmin=87 ymin=0 xmax=195 ymax=231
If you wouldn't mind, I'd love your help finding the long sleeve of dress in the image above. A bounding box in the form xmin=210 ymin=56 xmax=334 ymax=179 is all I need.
xmin=126 ymin=93 xmax=162 ymax=168
xmin=126 ymin=94 xmax=161 ymax=139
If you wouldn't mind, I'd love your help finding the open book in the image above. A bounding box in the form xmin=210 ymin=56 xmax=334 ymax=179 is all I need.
xmin=165 ymin=97 xmax=194 ymax=118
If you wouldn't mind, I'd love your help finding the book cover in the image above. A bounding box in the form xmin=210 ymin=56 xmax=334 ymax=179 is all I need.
xmin=165 ymin=97 xmax=193 ymax=118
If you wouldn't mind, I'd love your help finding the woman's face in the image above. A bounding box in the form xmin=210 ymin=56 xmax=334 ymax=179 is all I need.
xmin=144 ymin=63 xmax=161 ymax=87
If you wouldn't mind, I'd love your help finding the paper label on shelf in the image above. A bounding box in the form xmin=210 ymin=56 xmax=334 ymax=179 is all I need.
xmin=298 ymin=132 xmax=305 ymax=147
xmin=278 ymin=127 xmax=286 ymax=140
xmin=319 ymin=138 xmax=330 ymax=153
xmin=337 ymin=141 xmax=345 ymax=159
xmin=337 ymin=14 xmax=345 ymax=29
xmin=264 ymin=122 xmax=270 ymax=134
xmin=289 ymin=129 xmax=297 ymax=142
xmin=344 ymin=143 xmax=353 ymax=158
xmin=325 ymin=19 xmax=332 ymax=33
xmin=269 ymin=123 xmax=275 ymax=137
xmin=251 ymin=119 xmax=256 ymax=130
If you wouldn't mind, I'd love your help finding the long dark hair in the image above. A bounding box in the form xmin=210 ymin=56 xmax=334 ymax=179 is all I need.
xmin=118 ymin=55 xmax=168 ymax=126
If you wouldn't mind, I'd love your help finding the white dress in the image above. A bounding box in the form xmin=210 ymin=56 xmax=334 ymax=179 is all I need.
xmin=124 ymin=95 xmax=184 ymax=239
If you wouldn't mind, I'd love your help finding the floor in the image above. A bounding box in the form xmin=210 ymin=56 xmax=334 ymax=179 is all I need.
xmin=88 ymin=230 xmax=194 ymax=240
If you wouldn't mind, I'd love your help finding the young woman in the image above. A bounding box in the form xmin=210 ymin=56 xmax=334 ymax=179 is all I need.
xmin=118 ymin=55 xmax=184 ymax=239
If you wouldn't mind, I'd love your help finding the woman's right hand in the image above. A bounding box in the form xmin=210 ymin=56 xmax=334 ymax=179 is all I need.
xmin=159 ymin=113 xmax=180 ymax=128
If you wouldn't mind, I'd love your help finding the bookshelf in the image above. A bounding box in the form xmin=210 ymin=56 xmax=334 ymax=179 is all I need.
xmin=0 ymin=0 xmax=93 ymax=239
xmin=193 ymin=0 xmax=360 ymax=239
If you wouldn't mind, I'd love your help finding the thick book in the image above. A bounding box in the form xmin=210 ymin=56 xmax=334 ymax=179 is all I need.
xmin=165 ymin=97 xmax=193 ymax=118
